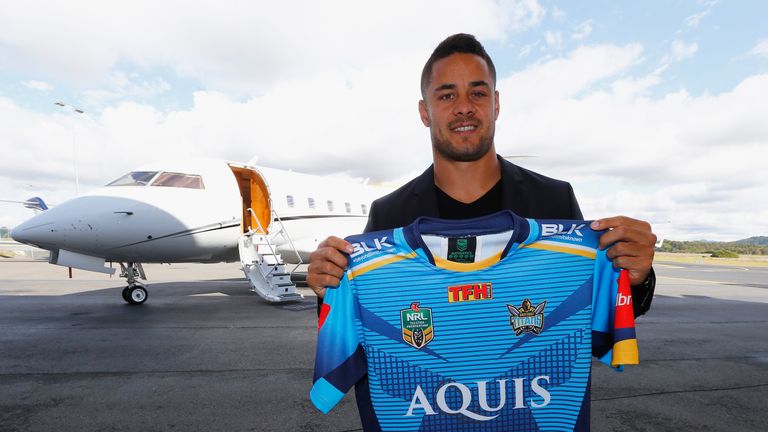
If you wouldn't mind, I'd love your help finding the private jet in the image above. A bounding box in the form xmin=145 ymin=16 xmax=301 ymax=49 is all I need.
xmin=10 ymin=158 xmax=389 ymax=304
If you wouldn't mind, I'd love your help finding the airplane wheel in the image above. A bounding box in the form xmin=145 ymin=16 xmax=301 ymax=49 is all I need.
xmin=121 ymin=287 xmax=131 ymax=303
xmin=127 ymin=286 xmax=148 ymax=305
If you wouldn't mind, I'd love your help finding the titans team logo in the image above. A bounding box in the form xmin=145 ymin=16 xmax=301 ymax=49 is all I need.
xmin=401 ymin=302 xmax=434 ymax=349
xmin=507 ymin=298 xmax=546 ymax=335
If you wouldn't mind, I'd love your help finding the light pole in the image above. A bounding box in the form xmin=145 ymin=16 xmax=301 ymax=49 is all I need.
xmin=54 ymin=101 xmax=85 ymax=194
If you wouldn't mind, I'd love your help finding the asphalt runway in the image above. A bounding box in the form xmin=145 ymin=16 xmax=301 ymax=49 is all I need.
xmin=0 ymin=259 xmax=766 ymax=431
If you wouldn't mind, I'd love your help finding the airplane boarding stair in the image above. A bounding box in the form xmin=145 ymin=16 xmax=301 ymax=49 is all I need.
xmin=238 ymin=210 xmax=303 ymax=303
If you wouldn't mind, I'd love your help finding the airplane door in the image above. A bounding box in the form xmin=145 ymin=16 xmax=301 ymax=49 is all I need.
xmin=229 ymin=165 xmax=272 ymax=234
xmin=249 ymin=174 xmax=270 ymax=233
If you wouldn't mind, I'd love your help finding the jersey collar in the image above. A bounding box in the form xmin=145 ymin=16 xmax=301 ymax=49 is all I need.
xmin=402 ymin=210 xmax=537 ymax=268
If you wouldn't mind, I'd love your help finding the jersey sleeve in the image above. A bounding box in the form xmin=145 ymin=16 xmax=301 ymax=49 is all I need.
xmin=310 ymin=274 xmax=367 ymax=414
xmin=592 ymin=249 xmax=640 ymax=368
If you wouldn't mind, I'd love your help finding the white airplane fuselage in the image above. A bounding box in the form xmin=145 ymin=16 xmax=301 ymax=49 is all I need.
xmin=11 ymin=159 xmax=384 ymax=269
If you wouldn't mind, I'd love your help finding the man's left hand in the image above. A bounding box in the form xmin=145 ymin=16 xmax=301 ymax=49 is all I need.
xmin=591 ymin=216 xmax=657 ymax=286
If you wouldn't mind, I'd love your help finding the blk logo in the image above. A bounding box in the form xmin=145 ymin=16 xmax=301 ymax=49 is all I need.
xmin=541 ymin=223 xmax=585 ymax=237
xmin=350 ymin=236 xmax=393 ymax=257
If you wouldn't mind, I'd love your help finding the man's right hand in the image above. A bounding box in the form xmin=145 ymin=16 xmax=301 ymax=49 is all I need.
xmin=307 ymin=236 xmax=354 ymax=299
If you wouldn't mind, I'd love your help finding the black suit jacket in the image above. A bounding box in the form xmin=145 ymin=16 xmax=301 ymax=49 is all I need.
xmin=365 ymin=156 xmax=582 ymax=232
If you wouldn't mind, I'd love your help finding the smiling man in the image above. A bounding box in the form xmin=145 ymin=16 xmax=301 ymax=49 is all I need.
xmin=422 ymin=51 xmax=498 ymax=164
xmin=308 ymin=33 xmax=656 ymax=431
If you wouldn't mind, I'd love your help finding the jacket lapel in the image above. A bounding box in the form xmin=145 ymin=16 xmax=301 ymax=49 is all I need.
xmin=411 ymin=165 xmax=441 ymax=219
xmin=499 ymin=156 xmax=529 ymax=216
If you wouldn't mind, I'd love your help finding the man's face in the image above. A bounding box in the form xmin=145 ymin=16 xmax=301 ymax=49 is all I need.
xmin=419 ymin=53 xmax=500 ymax=162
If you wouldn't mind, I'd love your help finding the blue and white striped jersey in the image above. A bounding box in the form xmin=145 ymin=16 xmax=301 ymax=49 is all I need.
xmin=311 ymin=210 xmax=638 ymax=431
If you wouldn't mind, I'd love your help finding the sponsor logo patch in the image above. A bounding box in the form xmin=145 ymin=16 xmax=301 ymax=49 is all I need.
xmin=405 ymin=376 xmax=552 ymax=420
xmin=447 ymin=282 xmax=493 ymax=303
xmin=447 ymin=237 xmax=476 ymax=263
xmin=401 ymin=302 xmax=434 ymax=349
xmin=507 ymin=298 xmax=546 ymax=335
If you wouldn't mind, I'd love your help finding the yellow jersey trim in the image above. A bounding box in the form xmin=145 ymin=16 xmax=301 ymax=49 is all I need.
xmin=523 ymin=242 xmax=597 ymax=259
xmin=349 ymin=252 xmax=417 ymax=280
xmin=611 ymin=339 xmax=640 ymax=366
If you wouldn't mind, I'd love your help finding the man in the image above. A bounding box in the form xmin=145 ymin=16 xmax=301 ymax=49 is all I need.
xmin=308 ymin=33 xmax=656 ymax=428
xmin=308 ymin=33 xmax=656 ymax=311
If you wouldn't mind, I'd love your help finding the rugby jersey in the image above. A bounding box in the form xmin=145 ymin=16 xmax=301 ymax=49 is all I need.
xmin=311 ymin=210 xmax=638 ymax=431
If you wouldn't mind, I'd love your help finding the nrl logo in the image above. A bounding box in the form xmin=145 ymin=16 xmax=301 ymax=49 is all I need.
xmin=401 ymin=302 xmax=434 ymax=349
xmin=507 ymin=298 xmax=546 ymax=336
xmin=456 ymin=238 xmax=468 ymax=251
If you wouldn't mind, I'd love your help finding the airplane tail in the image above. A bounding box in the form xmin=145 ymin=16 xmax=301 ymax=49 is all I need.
xmin=23 ymin=197 xmax=49 ymax=212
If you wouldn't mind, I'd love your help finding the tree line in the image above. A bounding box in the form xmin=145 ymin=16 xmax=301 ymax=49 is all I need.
xmin=659 ymin=238 xmax=768 ymax=256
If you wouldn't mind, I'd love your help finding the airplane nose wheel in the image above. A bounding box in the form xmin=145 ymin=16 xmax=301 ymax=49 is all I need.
xmin=119 ymin=262 xmax=149 ymax=305
xmin=123 ymin=285 xmax=148 ymax=305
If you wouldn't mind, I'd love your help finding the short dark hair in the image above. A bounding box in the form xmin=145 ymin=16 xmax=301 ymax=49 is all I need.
xmin=420 ymin=33 xmax=497 ymax=98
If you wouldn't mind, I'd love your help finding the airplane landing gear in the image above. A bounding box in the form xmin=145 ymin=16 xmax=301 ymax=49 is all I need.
xmin=119 ymin=262 xmax=148 ymax=305
xmin=121 ymin=284 xmax=148 ymax=304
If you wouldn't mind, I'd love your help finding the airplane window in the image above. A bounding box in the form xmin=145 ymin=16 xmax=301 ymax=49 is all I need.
xmin=345 ymin=202 xmax=351 ymax=213
xmin=151 ymin=172 xmax=205 ymax=189
xmin=106 ymin=171 xmax=158 ymax=186
xmin=286 ymin=195 xmax=294 ymax=208
xmin=361 ymin=204 xmax=368 ymax=215
xmin=327 ymin=200 xmax=334 ymax=212
xmin=308 ymin=197 xmax=315 ymax=209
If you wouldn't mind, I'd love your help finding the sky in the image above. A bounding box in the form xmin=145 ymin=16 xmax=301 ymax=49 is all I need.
xmin=1 ymin=0 xmax=767 ymax=242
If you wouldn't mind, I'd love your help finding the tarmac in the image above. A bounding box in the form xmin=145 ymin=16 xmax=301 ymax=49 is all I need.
xmin=0 ymin=258 xmax=766 ymax=431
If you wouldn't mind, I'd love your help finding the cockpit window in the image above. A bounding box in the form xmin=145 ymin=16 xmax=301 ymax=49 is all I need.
xmin=107 ymin=171 xmax=158 ymax=186
xmin=151 ymin=172 xmax=205 ymax=189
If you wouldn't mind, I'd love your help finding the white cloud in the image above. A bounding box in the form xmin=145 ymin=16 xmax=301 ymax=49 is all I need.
xmin=496 ymin=0 xmax=547 ymax=32
xmin=609 ymin=73 xmax=663 ymax=99
xmin=551 ymin=5 xmax=566 ymax=21
xmin=83 ymin=72 xmax=171 ymax=108
xmin=500 ymin=43 xmax=644 ymax=110
xmin=544 ymin=31 xmax=563 ymax=50
xmin=518 ymin=41 xmax=539 ymax=58
xmin=0 ymin=0 xmax=546 ymax=95
xmin=749 ymin=39 xmax=768 ymax=57
xmin=492 ymin=44 xmax=768 ymax=240
xmin=685 ymin=10 xmax=710 ymax=28
xmin=22 ymin=80 xmax=53 ymax=91
xmin=685 ymin=1 xmax=717 ymax=28
xmin=572 ymin=20 xmax=593 ymax=41
xmin=670 ymin=40 xmax=699 ymax=62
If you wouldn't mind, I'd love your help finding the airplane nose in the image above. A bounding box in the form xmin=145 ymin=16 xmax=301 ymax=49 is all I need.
xmin=10 ymin=216 xmax=56 ymax=248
